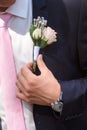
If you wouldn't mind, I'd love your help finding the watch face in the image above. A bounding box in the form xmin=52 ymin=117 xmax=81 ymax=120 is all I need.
xmin=51 ymin=91 xmax=63 ymax=113
xmin=52 ymin=101 xmax=63 ymax=112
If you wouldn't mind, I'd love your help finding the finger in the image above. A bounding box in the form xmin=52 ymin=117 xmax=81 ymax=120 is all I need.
xmin=16 ymin=90 xmax=27 ymax=101
xmin=16 ymin=85 xmax=22 ymax=93
xmin=16 ymin=90 xmax=32 ymax=103
xmin=26 ymin=62 xmax=33 ymax=71
xmin=21 ymin=64 xmax=36 ymax=82
xmin=37 ymin=54 xmax=48 ymax=73
xmin=16 ymin=79 xmax=25 ymax=93
xmin=17 ymin=71 xmax=29 ymax=93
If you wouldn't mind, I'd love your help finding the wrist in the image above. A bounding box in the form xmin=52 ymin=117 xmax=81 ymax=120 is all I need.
xmin=51 ymin=83 xmax=63 ymax=113
xmin=54 ymin=82 xmax=62 ymax=102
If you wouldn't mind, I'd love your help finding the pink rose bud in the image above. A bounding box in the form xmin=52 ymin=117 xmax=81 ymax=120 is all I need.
xmin=42 ymin=27 xmax=57 ymax=44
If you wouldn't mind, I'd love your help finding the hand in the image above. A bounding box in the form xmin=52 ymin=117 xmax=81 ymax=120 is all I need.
xmin=16 ymin=54 xmax=61 ymax=106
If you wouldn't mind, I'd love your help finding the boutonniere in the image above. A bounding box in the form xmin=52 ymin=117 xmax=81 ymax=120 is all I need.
xmin=30 ymin=16 xmax=57 ymax=72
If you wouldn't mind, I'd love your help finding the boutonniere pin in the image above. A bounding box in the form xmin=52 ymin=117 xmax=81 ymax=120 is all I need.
xmin=30 ymin=16 xmax=57 ymax=72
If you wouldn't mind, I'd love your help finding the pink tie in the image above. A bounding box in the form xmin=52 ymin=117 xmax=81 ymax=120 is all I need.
xmin=0 ymin=14 xmax=26 ymax=130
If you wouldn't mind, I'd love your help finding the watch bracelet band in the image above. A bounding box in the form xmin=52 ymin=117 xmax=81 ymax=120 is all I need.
xmin=51 ymin=91 xmax=63 ymax=113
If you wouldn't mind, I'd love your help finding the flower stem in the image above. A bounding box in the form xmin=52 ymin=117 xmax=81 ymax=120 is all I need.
xmin=33 ymin=60 xmax=37 ymax=72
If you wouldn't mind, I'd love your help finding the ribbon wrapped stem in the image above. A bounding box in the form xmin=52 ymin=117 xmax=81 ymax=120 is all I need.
xmin=33 ymin=46 xmax=40 ymax=72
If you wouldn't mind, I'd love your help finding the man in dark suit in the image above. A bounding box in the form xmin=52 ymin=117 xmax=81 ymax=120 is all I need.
xmin=16 ymin=0 xmax=87 ymax=130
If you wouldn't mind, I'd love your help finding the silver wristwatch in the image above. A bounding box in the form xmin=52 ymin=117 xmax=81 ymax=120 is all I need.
xmin=51 ymin=92 xmax=63 ymax=113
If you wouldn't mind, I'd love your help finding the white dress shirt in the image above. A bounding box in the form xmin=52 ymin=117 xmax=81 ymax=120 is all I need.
xmin=0 ymin=0 xmax=36 ymax=130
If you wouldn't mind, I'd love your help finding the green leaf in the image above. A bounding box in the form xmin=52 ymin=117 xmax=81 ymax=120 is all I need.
xmin=40 ymin=39 xmax=47 ymax=48
xmin=30 ymin=25 xmax=36 ymax=38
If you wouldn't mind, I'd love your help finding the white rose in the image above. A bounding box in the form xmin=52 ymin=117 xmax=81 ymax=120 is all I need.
xmin=32 ymin=28 xmax=42 ymax=40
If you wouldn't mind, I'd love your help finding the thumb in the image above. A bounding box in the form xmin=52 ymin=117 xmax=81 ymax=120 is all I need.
xmin=37 ymin=54 xmax=48 ymax=73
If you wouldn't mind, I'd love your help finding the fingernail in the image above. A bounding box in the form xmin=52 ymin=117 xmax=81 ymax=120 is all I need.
xmin=39 ymin=54 xmax=42 ymax=59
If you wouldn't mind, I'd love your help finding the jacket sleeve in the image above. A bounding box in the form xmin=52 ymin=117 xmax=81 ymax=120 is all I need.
xmin=60 ymin=78 xmax=87 ymax=106
xmin=60 ymin=0 xmax=87 ymax=108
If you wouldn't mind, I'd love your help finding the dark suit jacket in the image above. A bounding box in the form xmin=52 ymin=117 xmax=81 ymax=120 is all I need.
xmin=33 ymin=0 xmax=87 ymax=129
